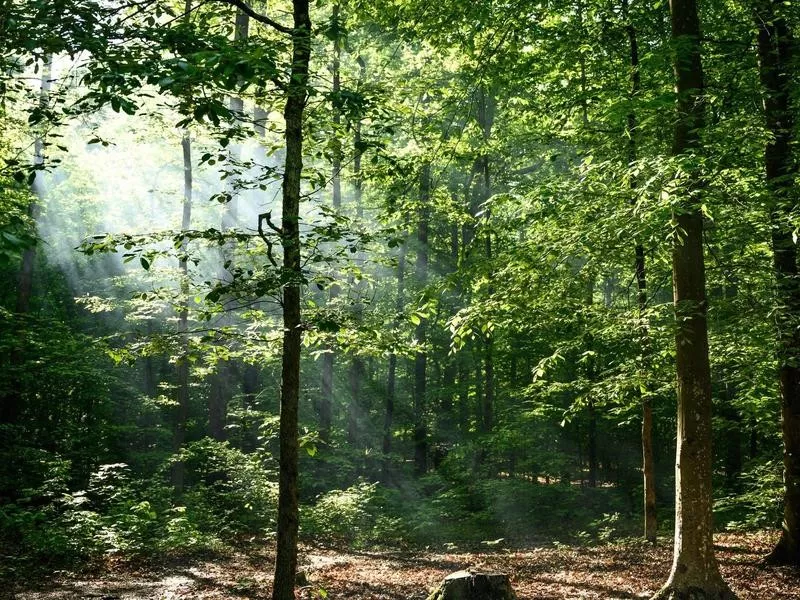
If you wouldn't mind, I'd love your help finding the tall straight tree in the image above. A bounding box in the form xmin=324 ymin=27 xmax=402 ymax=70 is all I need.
xmin=319 ymin=2 xmax=342 ymax=446
xmin=348 ymin=55 xmax=368 ymax=447
xmin=15 ymin=56 xmax=51 ymax=316
xmin=477 ymin=87 xmax=495 ymax=437
xmin=622 ymin=0 xmax=656 ymax=544
xmin=272 ymin=0 xmax=311 ymax=597
xmin=172 ymin=129 xmax=193 ymax=492
xmin=652 ymin=0 xmax=734 ymax=596
xmin=384 ymin=236 xmax=405 ymax=478
xmin=0 ymin=56 xmax=52 ymax=431
xmin=208 ymin=6 xmax=250 ymax=442
xmin=414 ymin=162 xmax=431 ymax=475
xmin=755 ymin=0 xmax=800 ymax=567
xmin=172 ymin=0 xmax=195 ymax=493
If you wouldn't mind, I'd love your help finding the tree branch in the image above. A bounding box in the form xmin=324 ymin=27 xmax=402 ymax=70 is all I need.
xmin=217 ymin=0 xmax=292 ymax=34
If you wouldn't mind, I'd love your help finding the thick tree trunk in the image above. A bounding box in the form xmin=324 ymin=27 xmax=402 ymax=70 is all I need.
xmin=413 ymin=163 xmax=431 ymax=476
xmin=652 ymin=0 xmax=734 ymax=596
xmin=623 ymin=0 xmax=657 ymax=544
xmin=755 ymin=0 xmax=800 ymax=567
xmin=272 ymin=2 xmax=310 ymax=598
xmin=427 ymin=571 xmax=516 ymax=600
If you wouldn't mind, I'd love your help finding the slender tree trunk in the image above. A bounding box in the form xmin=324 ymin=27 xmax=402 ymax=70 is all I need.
xmin=208 ymin=7 xmax=250 ymax=443
xmin=272 ymin=1 xmax=310 ymax=598
xmin=172 ymin=129 xmax=193 ymax=492
xmin=144 ymin=320 xmax=158 ymax=398
xmin=15 ymin=57 xmax=52 ymax=316
xmin=623 ymin=0 xmax=657 ymax=544
xmin=319 ymin=350 xmax=333 ymax=444
xmin=652 ymin=0 xmax=734 ymax=596
xmin=384 ymin=242 xmax=405 ymax=477
xmin=347 ymin=359 xmax=360 ymax=446
xmin=755 ymin=0 xmax=800 ymax=567
xmin=476 ymin=88 xmax=495 ymax=437
xmin=1 ymin=57 xmax=52 ymax=431
xmin=347 ymin=54 xmax=368 ymax=449
xmin=319 ymin=7 xmax=342 ymax=445
xmin=331 ymin=3 xmax=342 ymax=212
xmin=587 ymin=399 xmax=598 ymax=487
xmin=413 ymin=163 xmax=431 ymax=476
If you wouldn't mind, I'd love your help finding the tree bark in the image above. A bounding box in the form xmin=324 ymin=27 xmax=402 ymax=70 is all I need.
xmin=172 ymin=128 xmax=193 ymax=492
xmin=414 ymin=163 xmax=431 ymax=476
xmin=319 ymin=6 xmax=342 ymax=445
xmin=207 ymin=7 xmax=250 ymax=443
xmin=623 ymin=0 xmax=657 ymax=544
xmin=384 ymin=227 xmax=406 ymax=479
xmin=652 ymin=0 xmax=734 ymax=596
xmin=348 ymin=53 xmax=368 ymax=449
xmin=755 ymin=0 xmax=800 ymax=567
xmin=15 ymin=56 xmax=52 ymax=316
xmin=272 ymin=1 xmax=310 ymax=598
xmin=1 ymin=57 xmax=52 ymax=430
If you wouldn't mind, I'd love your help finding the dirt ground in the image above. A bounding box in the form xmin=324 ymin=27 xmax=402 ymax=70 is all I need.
xmin=9 ymin=531 xmax=800 ymax=599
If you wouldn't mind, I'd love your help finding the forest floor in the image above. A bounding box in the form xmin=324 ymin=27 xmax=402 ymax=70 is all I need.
xmin=9 ymin=531 xmax=800 ymax=599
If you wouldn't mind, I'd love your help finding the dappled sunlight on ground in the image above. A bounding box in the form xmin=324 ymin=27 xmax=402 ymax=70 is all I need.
xmin=12 ymin=531 xmax=800 ymax=599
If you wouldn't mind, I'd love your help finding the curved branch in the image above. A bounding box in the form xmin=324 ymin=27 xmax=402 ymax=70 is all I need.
xmin=217 ymin=0 xmax=292 ymax=34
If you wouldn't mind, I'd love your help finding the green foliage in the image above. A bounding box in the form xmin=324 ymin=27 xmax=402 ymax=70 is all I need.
xmin=715 ymin=460 xmax=784 ymax=532
xmin=302 ymin=481 xmax=381 ymax=546
xmin=175 ymin=439 xmax=278 ymax=537
xmin=2 ymin=0 xmax=799 ymax=581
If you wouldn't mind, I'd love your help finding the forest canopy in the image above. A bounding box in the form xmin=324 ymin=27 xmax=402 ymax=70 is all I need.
xmin=2 ymin=0 xmax=800 ymax=598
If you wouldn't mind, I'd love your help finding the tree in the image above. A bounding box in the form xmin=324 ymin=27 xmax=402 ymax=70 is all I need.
xmin=271 ymin=0 xmax=311 ymax=597
xmin=754 ymin=0 xmax=800 ymax=567
xmin=651 ymin=0 xmax=735 ymax=596
xmin=413 ymin=161 xmax=431 ymax=476
xmin=622 ymin=0 xmax=657 ymax=544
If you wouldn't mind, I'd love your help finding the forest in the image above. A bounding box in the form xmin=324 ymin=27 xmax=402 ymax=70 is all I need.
xmin=3 ymin=0 xmax=800 ymax=598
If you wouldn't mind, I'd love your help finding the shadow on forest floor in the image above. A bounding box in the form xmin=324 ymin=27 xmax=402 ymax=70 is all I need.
xmin=10 ymin=531 xmax=800 ymax=600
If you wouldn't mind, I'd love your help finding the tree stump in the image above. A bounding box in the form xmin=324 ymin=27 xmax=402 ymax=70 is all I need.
xmin=426 ymin=570 xmax=516 ymax=600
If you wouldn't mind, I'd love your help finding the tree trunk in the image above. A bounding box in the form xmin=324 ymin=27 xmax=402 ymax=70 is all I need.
xmin=427 ymin=571 xmax=516 ymax=600
xmin=347 ymin=53 xmax=367 ymax=449
xmin=652 ymin=0 xmax=734 ymax=596
xmin=477 ymin=88 xmax=495 ymax=436
xmin=319 ymin=7 xmax=343 ymax=446
xmin=755 ymin=0 xmax=800 ymax=567
xmin=207 ymin=7 xmax=250 ymax=443
xmin=347 ymin=357 xmax=360 ymax=446
xmin=172 ymin=128 xmax=193 ymax=493
xmin=208 ymin=361 xmax=229 ymax=441
xmin=414 ymin=163 xmax=431 ymax=476
xmin=384 ymin=238 xmax=405 ymax=478
xmin=1 ymin=57 xmax=52 ymax=430
xmin=319 ymin=347 xmax=333 ymax=445
xmin=623 ymin=0 xmax=657 ymax=544
xmin=587 ymin=399 xmax=598 ymax=488
xmin=272 ymin=1 xmax=310 ymax=598
xmin=15 ymin=56 xmax=52 ymax=316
